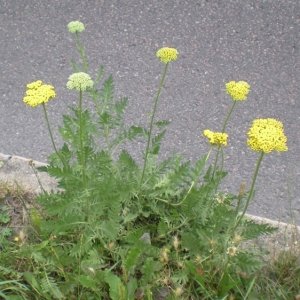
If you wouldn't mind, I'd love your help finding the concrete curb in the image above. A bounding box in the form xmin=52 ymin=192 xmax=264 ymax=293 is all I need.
xmin=0 ymin=153 xmax=61 ymax=194
xmin=0 ymin=153 xmax=299 ymax=256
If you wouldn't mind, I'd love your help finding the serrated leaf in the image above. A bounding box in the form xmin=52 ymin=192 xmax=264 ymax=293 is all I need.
xmin=236 ymin=252 xmax=266 ymax=273
xmin=242 ymin=220 xmax=278 ymax=240
xmin=124 ymin=248 xmax=141 ymax=275
xmin=151 ymin=130 xmax=166 ymax=151
xmin=140 ymin=257 xmax=155 ymax=285
xmin=32 ymin=240 xmax=49 ymax=251
xmin=154 ymin=120 xmax=171 ymax=128
xmin=171 ymin=269 xmax=189 ymax=284
xmin=115 ymin=97 xmax=128 ymax=115
xmin=181 ymin=232 xmax=201 ymax=252
xmin=190 ymin=154 xmax=208 ymax=184
xmin=157 ymin=220 xmax=168 ymax=237
xmin=100 ymin=220 xmax=118 ymax=240
xmin=100 ymin=111 xmax=112 ymax=124
xmin=150 ymin=145 xmax=160 ymax=155
xmin=41 ymin=273 xmax=63 ymax=300
xmin=123 ymin=212 xmax=139 ymax=224
xmin=100 ymin=75 xmax=114 ymax=106
xmin=94 ymin=65 xmax=104 ymax=85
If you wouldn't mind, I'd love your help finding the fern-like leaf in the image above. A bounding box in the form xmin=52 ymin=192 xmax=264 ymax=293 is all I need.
xmin=93 ymin=65 xmax=104 ymax=85
xmin=235 ymin=252 xmax=265 ymax=273
xmin=241 ymin=219 xmax=278 ymax=240
xmin=189 ymin=154 xmax=208 ymax=186
xmin=41 ymin=272 xmax=63 ymax=300
xmin=154 ymin=120 xmax=171 ymax=128
xmin=149 ymin=130 xmax=166 ymax=155
xmin=124 ymin=248 xmax=142 ymax=275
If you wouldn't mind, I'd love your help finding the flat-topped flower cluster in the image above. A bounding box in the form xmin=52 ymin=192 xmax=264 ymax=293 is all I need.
xmin=23 ymin=80 xmax=55 ymax=107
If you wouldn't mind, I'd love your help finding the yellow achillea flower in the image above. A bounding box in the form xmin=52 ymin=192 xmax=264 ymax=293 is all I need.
xmin=247 ymin=118 xmax=288 ymax=153
xmin=66 ymin=72 xmax=93 ymax=91
xmin=27 ymin=80 xmax=42 ymax=89
xmin=23 ymin=80 xmax=56 ymax=107
xmin=226 ymin=81 xmax=250 ymax=101
xmin=156 ymin=47 xmax=178 ymax=63
xmin=67 ymin=21 xmax=85 ymax=33
xmin=203 ymin=129 xmax=228 ymax=146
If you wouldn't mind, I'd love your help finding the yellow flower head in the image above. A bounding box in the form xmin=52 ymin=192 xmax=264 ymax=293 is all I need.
xmin=226 ymin=81 xmax=250 ymax=101
xmin=23 ymin=80 xmax=56 ymax=107
xmin=66 ymin=72 xmax=93 ymax=91
xmin=67 ymin=21 xmax=85 ymax=33
xmin=203 ymin=129 xmax=228 ymax=146
xmin=156 ymin=47 xmax=178 ymax=63
xmin=247 ymin=118 xmax=288 ymax=153
xmin=27 ymin=80 xmax=42 ymax=89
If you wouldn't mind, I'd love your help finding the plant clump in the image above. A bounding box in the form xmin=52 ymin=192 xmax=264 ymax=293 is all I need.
xmin=0 ymin=20 xmax=293 ymax=300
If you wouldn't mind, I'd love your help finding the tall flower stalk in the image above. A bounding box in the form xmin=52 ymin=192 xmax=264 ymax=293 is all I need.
xmin=221 ymin=118 xmax=287 ymax=276
xmin=140 ymin=47 xmax=178 ymax=188
xmin=211 ymin=81 xmax=250 ymax=177
xmin=222 ymin=80 xmax=250 ymax=134
xmin=67 ymin=72 xmax=94 ymax=189
xmin=231 ymin=118 xmax=288 ymax=233
xmin=42 ymin=103 xmax=61 ymax=163
xmin=64 ymin=71 xmax=94 ymax=232
xmin=203 ymin=129 xmax=228 ymax=195
xmin=23 ymin=80 xmax=67 ymax=170
xmin=68 ymin=21 xmax=88 ymax=72
xmin=68 ymin=21 xmax=115 ymax=159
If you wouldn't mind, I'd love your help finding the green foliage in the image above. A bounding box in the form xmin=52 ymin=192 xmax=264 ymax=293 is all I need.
xmin=40 ymin=273 xmax=64 ymax=300
xmin=0 ymin=21 xmax=288 ymax=300
xmin=0 ymin=205 xmax=10 ymax=224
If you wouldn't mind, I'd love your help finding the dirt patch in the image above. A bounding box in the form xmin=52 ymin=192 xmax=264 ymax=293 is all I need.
xmin=0 ymin=183 xmax=39 ymax=241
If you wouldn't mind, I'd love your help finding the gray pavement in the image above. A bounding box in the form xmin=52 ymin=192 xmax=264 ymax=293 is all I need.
xmin=0 ymin=0 xmax=299 ymax=224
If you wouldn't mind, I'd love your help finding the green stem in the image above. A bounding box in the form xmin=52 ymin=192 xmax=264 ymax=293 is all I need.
xmin=212 ymin=100 xmax=236 ymax=179
xmin=231 ymin=151 xmax=264 ymax=233
xmin=221 ymin=101 xmax=236 ymax=134
xmin=206 ymin=147 xmax=213 ymax=163
xmin=104 ymin=125 xmax=112 ymax=158
xmin=90 ymin=90 xmax=112 ymax=157
xmin=76 ymin=32 xmax=88 ymax=73
xmin=140 ymin=63 xmax=169 ymax=188
xmin=220 ymin=146 xmax=224 ymax=174
xmin=78 ymin=90 xmax=87 ymax=189
xmin=29 ymin=163 xmax=46 ymax=194
xmin=155 ymin=181 xmax=194 ymax=207
xmin=42 ymin=103 xmax=67 ymax=169
xmin=213 ymin=146 xmax=225 ymax=193
xmin=212 ymin=145 xmax=221 ymax=178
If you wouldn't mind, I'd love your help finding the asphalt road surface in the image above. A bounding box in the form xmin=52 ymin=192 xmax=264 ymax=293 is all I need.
xmin=0 ymin=0 xmax=299 ymax=224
